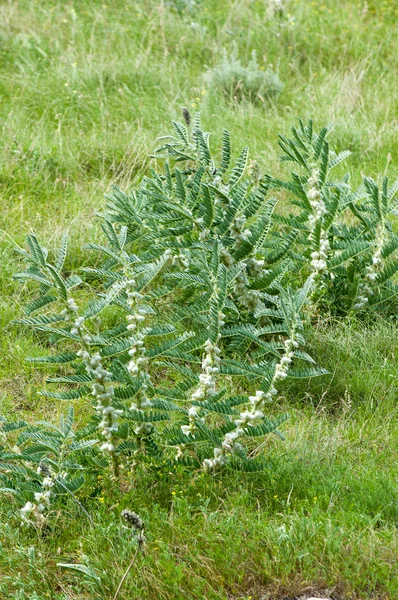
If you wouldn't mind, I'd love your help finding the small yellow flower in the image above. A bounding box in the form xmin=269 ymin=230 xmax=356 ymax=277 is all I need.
xmin=99 ymin=497 xmax=105 ymax=503
xmin=201 ymin=90 xmax=206 ymax=95
xmin=191 ymin=102 xmax=197 ymax=108
xmin=171 ymin=491 xmax=176 ymax=495
xmin=274 ymin=494 xmax=278 ymax=498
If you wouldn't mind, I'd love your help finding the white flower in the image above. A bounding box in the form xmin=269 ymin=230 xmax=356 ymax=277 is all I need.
xmin=100 ymin=443 xmax=115 ymax=453
xmin=280 ymin=356 xmax=292 ymax=366
xmin=21 ymin=501 xmax=34 ymax=515
xmin=188 ymin=406 xmax=200 ymax=417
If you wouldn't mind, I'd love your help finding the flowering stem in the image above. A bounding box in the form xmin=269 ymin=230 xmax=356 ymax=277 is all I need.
xmin=20 ymin=469 xmax=54 ymax=526
xmin=180 ymin=336 xmax=222 ymax=440
xmin=353 ymin=224 xmax=385 ymax=310
xmin=124 ymin=278 xmax=155 ymax=449
xmin=63 ymin=297 xmax=122 ymax=478
xmin=112 ymin=544 xmax=141 ymax=600
xmin=203 ymin=330 xmax=298 ymax=470
xmin=304 ymin=167 xmax=330 ymax=308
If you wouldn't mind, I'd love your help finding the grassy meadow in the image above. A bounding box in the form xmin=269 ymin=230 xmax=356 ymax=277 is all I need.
xmin=0 ymin=1 xmax=397 ymax=598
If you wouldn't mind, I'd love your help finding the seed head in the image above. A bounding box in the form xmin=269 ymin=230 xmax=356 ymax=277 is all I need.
xmin=37 ymin=462 xmax=52 ymax=477
xmin=182 ymin=107 xmax=191 ymax=126
xmin=121 ymin=509 xmax=144 ymax=531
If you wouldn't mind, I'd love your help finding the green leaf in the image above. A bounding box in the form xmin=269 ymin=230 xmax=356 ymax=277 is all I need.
xmin=27 ymin=352 xmax=78 ymax=364
xmin=220 ymin=129 xmax=231 ymax=173
xmin=55 ymin=234 xmax=68 ymax=273
xmin=229 ymin=146 xmax=249 ymax=187
xmin=57 ymin=563 xmax=101 ymax=584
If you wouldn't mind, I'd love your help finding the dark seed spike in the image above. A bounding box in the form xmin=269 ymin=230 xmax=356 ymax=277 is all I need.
xmin=182 ymin=107 xmax=191 ymax=127
xmin=38 ymin=462 xmax=52 ymax=477
xmin=121 ymin=509 xmax=144 ymax=531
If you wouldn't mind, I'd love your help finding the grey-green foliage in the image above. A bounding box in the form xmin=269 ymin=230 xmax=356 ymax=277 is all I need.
xmin=9 ymin=214 xmax=318 ymax=496
xmin=12 ymin=112 xmax=398 ymax=522
xmin=106 ymin=113 xmax=292 ymax=316
xmin=0 ymin=407 xmax=92 ymax=525
xmin=204 ymin=47 xmax=284 ymax=103
xmin=265 ymin=119 xmax=398 ymax=314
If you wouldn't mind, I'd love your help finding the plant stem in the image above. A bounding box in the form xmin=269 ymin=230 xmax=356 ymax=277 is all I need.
xmin=112 ymin=543 xmax=141 ymax=600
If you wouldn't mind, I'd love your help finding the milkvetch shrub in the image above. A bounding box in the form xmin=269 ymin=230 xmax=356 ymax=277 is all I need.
xmin=0 ymin=407 xmax=93 ymax=527
xmin=265 ymin=119 xmax=398 ymax=314
xmin=4 ymin=113 xmax=396 ymax=526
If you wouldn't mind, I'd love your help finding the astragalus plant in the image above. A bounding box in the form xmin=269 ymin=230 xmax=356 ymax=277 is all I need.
xmin=0 ymin=407 xmax=92 ymax=527
xmin=9 ymin=113 xmax=397 ymax=525
xmin=105 ymin=113 xmax=292 ymax=315
xmin=265 ymin=119 xmax=398 ymax=314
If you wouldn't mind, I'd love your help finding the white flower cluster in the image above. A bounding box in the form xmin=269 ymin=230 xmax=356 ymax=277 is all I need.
xmin=181 ymin=405 xmax=204 ymax=437
xmin=304 ymin=168 xmax=330 ymax=280
xmin=224 ymin=219 xmax=268 ymax=314
xmin=267 ymin=0 xmax=284 ymax=16
xmin=246 ymin=257 xmax=268 ymax=279
xmin=163 ymin=248 xmax=190 ymax=270
xmin=125 ymin=279 xmax=153 ymax=413
xmin=181 ymin=338 xmax=221 ymax=438
xmin=354 ymin=227 xmax=385 ymax=309
xmin=203 ymin=334 xmax=298 ymax=471
xmin=199 ymin=228 xmax=210 ymax=241
xmin=79 ymin=349 xmax=122 ymax=454
xmin=189 ymin=215 xmax=209 ymax=241
xmin=233 ymin=270 xmax=262 ymax=312
xmin=60 ymin=297 xmax=78 ymax=321
xmin=231 ymin=215 xmax=251 ymax=246
xmin=194 ymin=338 xmax=221 ymax=400
xmin=172 ymin=251 xmax=190 ymax=270
xmin=220 ymin=247 xmax=234 ymax=268
xmin=310 ymin=233 xmax=330 ymax=275
xmin=229 ymin=214 xmax=268 ymax=312
xmin=212 ymin=176 xmax=230 ymax=199
xmin=20 ymin=471 xmax=53 ymax=526
xmin=62 ymin=296 xmax=120 ymax=455
xmin=62 ymin=297 xmax=92 ymax=345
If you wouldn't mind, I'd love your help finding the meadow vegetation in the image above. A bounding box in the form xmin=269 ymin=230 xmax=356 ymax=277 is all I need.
xmin=0 ymin=1 xmax=397 ymax=599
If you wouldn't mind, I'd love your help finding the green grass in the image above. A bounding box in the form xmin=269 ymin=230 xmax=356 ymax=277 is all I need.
xmin=0 ymin=1 xmax=397 ymax=598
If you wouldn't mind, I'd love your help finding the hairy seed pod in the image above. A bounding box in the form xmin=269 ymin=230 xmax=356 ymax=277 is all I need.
xmin=121 ymin=509 xmax=144 ymax=531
